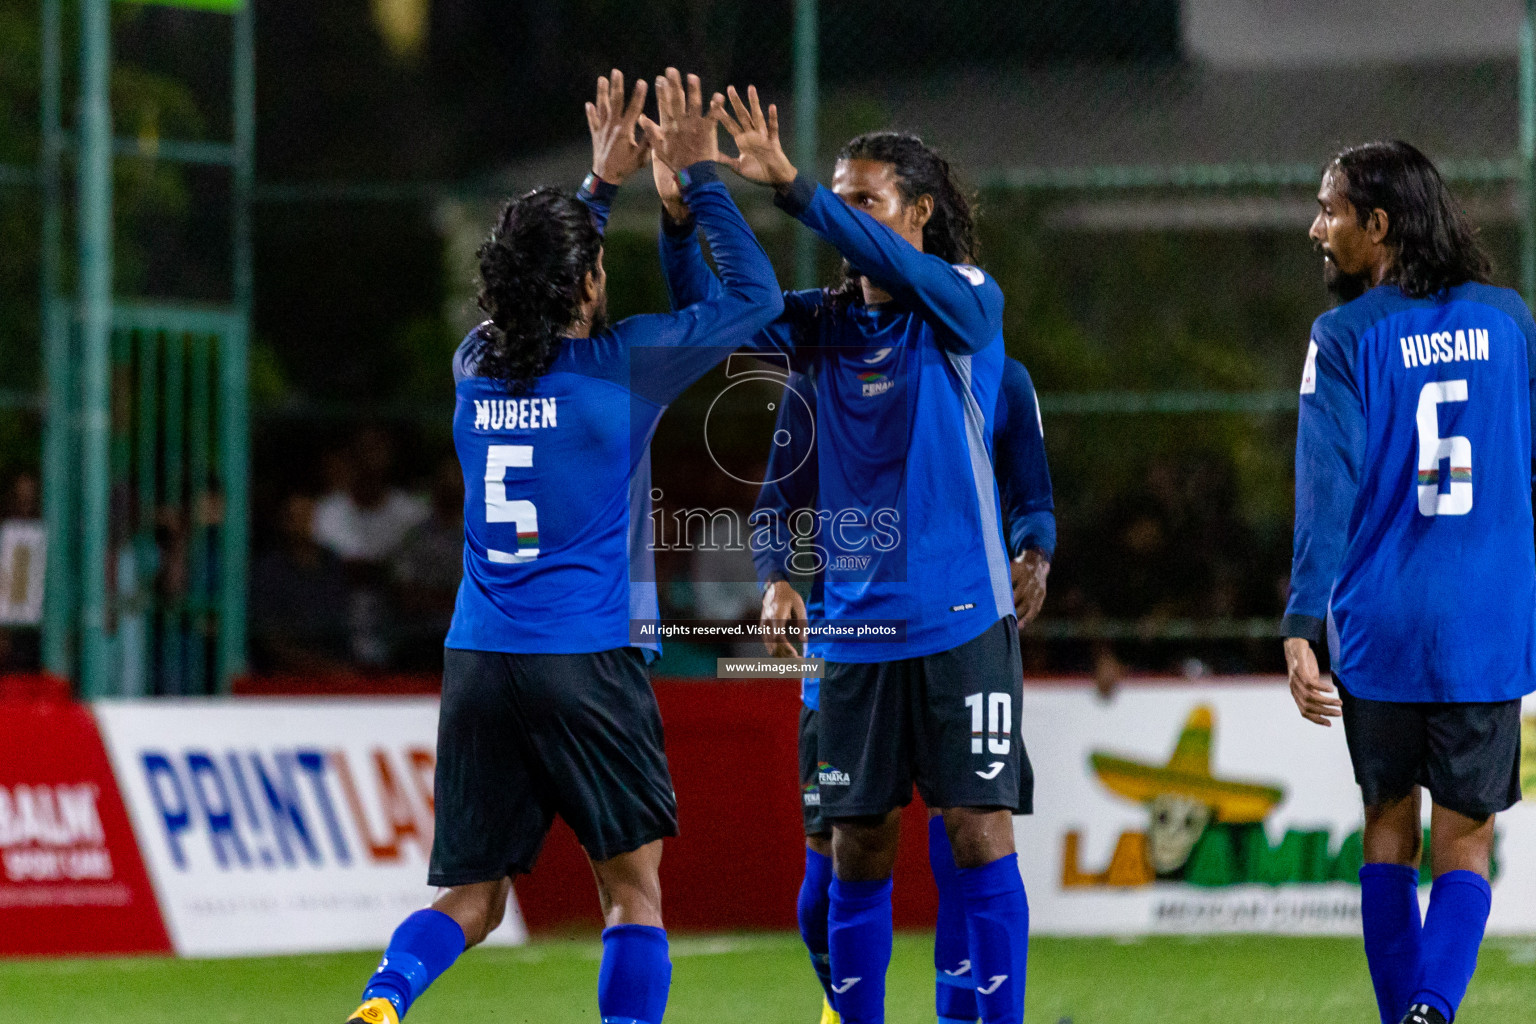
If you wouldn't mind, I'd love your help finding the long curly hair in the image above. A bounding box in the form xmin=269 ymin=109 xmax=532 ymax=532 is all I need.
xmin=474 ymin=187 xmax=603 ymax=392
xmin=828 ymin=131 xmax=979 ymax=307
xmin=1330 ymin=141 xmax=1491 ymax=299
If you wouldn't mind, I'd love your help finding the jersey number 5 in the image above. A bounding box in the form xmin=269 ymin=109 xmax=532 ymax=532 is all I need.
xmin=1415 ymin=380 xmax=1472 ymax=517
xmin=485 ymin=445 xmax=540 ymax=562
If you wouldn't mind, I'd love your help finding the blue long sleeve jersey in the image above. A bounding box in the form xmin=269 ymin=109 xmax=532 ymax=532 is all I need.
xmin=660 ymin=174 xmax=1013 ymax=662
xmin=1283 ymin=281 xmax=1536 ymax=702
xmin=444 ymin=164 xmax=783 ymax=658
xmin=754 ymin=358 xmax=1055 ymax=707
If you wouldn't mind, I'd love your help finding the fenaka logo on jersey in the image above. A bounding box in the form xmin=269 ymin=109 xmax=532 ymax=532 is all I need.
xmin=802 ymin=782 xmax=821 ymax=807
xmin=1058 ymin=704 xmax=1477 ymax=890
xmin=857 ymin=370 xmax=894 ymax=398
xmin=0 ymin=783 xmax=113 ymax=884
xmin=135 ymin=744 xmax=436 ymax=873
xmin=817 ymin=762 xmax=851 ymax=787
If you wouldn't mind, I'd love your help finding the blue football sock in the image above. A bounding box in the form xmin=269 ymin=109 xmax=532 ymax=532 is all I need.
xmin=598 ymin=924 xmax=672 ymax=1024
xmin=798 ymin=847 xmax=838 ymax=1010
xmin=1360 ymin=863 xmax=1423 ymax=1024
xmin=828 ymin=876 xmax=894 ymax=1024
xmin=1411 ymin=870 xmax=1492 ymax=1022
xmin=930 ymin=817 xmax=979 ymax=1023
xmin=959 ymin=854 xmax=1029 ymax=1024
xmin=362 ymin=907 xmax=466 ymax=1018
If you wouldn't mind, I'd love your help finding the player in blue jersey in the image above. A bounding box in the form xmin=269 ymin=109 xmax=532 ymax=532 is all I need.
xmin=1283 ymin=141 xmax=1536 ymax=1024
xmin=343 ymin=69 xmax=783 ymax=1024
xmin=750 ymin=358 xmax=1054 ymax=1024
xmin=657 ymin=82 xmax=1031 ymax=1024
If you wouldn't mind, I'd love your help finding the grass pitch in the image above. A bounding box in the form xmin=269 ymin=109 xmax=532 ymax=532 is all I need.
xmin=4 ymin=933 xmax=1536 ymax=1023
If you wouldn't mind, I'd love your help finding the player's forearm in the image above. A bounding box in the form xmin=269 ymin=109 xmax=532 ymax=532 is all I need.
xmin=1281 ymin=610 xmax=1326 ymax=643
xmin=750 ymin=482 xmax=806 ymax=583
xmin=657 ymin=209 xmax=719 ymax=311
xmin=1007 ymin=509 xmax=1056 ymax=561
xmin=1284 ymin=527 xmax=1344 ymax=643
xmin=683 ymin=165 xmax=783 ymax=315
xmin=772 ymin=175 xmax=1002 ymax=352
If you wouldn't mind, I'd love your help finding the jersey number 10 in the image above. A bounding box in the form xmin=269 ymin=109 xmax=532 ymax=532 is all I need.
xmin=1415 ymin=380 xmax=1472 ymax=517
xmin=485 ymin=445 xmax=540 ymax=562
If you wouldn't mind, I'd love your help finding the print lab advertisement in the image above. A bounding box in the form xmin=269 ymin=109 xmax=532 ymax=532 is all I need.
xmin=1014 ymin=682 xmax=1536 ymax=936
xmin=94 ymin=699 xmax=527 ymax=957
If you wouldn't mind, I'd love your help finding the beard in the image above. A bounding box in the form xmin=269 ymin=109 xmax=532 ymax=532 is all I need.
xmin=588 ymin=295 xmax=610 ymax=336
xmin=1321 ymin=250 xmax=1368 ymax=305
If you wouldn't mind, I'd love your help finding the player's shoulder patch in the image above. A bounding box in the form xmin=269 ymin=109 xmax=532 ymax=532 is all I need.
xmin=1299 ymin=338 xmax=1319 ymax=395
xmin=952 ymin=264 xmax=987 ymax=286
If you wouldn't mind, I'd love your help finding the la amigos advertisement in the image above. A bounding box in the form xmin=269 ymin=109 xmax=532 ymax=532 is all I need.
xmin=1015 ymin=684 xmax=1536 ymax=935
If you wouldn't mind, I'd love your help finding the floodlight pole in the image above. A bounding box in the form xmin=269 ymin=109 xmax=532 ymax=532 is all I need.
xmin=1523 ymin=0 xmax=1536 ymax=305
xmin=220 ymin=0 xmax=255 ymax=690
xmin=39 ymin=0 xmax=74 ymax=678
xmin=792 ymin=0 xmax=819 ymax=290
xmin=77 ymin=0 xmax=115 ymax=697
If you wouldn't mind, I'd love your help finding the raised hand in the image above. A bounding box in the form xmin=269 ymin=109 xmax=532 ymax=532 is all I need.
xmin=712 ymin=84 xmax=797 ymax=187
xmin=586 ymin=69 xmax=650 ymax=185
xmin=638 ymin=68 xmax=719 ymax=173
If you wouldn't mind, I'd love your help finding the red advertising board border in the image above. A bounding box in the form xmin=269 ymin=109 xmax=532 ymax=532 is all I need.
xmin=0 ymin=691 xmax=172 ymax=956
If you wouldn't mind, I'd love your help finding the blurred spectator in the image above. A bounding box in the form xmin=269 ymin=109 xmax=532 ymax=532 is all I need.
xmin=250 ymin=493 xmax=353 ymax=673
xmin=313 ymin=426 xmax=429 ymax=567
xmin=5 ymin=472 xmax=40 ymax=520
xmin=390 ymin=458 xmax=464 ymax=669
xmin=0 ymin=472 xmax=43 ymax=671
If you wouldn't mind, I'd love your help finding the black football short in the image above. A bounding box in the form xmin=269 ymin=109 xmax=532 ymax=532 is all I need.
xmin=816 ymin=616 xmax=1032 ymax=820
xmin=798 ymin=705 xmax=829 ymax=837
xmin=1337 ymin=675 xmax=1523 ymax=820
xmin=428 ymin=646 xmax=678 ymax=887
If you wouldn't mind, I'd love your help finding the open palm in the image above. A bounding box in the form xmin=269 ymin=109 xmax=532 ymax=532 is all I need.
xmin=586 ymin=69 xmax=649 ymax=185
xmin=713 ymin=84 xmax=797 ymax=187
xmin=638 ymin=68 xmax=719 ymax=174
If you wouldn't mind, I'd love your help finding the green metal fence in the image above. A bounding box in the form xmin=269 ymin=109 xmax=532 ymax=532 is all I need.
xmin=34 ymin=0 xmax=253 ymax=696
xmin=6 ymin=0 xmax=1536 ymax=682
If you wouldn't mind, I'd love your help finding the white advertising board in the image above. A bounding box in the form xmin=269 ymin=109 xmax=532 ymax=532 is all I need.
xmin=94 ymin=698 xmax=527 ymax=957
xmin=1016 ymin=681 xmax=1536 ymax=935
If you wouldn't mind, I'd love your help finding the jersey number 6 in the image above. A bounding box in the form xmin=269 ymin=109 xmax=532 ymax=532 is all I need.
xmin=1415 ymin=379 xmax=1472 ymax=517
xmin=485 ymin=444 xmax=540 ymax=562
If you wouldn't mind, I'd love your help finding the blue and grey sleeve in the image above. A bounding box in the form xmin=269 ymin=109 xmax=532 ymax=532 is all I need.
xmin=1283 ymin=329 xmax=1365 ymax=642
xmin=751 ymin=375 xmax=818 ymax=583
xmin=576 ymin=173 xmax=619 ymax=235
xmin=772 ymin=175 xmax=1003 ymax=353
xmin=995 ymin=359 xmax=1056 ymax=560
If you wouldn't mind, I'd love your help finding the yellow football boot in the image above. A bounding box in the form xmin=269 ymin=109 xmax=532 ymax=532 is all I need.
xmin=345 ymin=997 xmax=400 ymax=1024
xmin=819 ymin=995 xmax=841 ymax=1024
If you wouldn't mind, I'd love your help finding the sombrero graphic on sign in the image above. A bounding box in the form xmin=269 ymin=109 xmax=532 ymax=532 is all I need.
xmin=1060 ymin=705 xmax=1448 ymax=889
